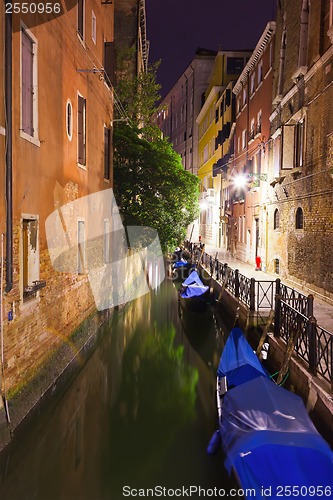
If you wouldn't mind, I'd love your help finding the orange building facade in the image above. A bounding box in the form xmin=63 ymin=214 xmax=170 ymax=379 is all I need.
xmin=0 ymin=2 xmax=115 ymax=402
xmin=231 ymin=23 xmax=275 ymax=267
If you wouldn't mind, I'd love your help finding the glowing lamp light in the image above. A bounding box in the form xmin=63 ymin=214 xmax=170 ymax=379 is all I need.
xmin=233 ymin=173 xmax=247 ymax=189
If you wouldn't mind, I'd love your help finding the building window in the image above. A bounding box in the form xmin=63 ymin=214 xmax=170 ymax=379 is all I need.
xmin=273 ymin=208 xmax=280 ymax=229
xmin=77 ymin=0 xmax=84 ymax=39
xmin=242 ymin=130 xmax=247 ymax=150
xmin=66 ymin=100 xmax=73 ymax=140
xmin=77 ymin=220 xmax=85 ymax=274
xmin=227 ymin=57 xmax=244 ymax=74
xmin=104 ymin=219 xmax=110 ymax=264
xmin=92 ymin=11 xmax=96 ymax=44
xmin=295 ymin=207 xmax=304 ymax=229
xmin=243 ymin=87 xmax=247 ymax=106
xmin=250 ymin=73 xmax=255 ymax=94
xmin=257 ymin=110 xmax=262 ymax=135
xmin=274 ymin=258 xmax=280 ymax=274
xmin=21 ymin=26 xmax=38 ymax=142
xmin=258 ymin=60 xmax=263 ymax=85
xmin=104 ymin=41 xmax=115 ymax=87
xmin=104 ymin=126 xmax=111 ymax=179
xmin=273 ymin=132 xmax=281 ymax=177
xmin=250 ymin=118 xmax=255 ymax=141
xmin=78 ymin=94 xmax=86 ymax=166
xmin=294 ymin=119 xmax=305 ymax=167
xmin=22 ymin=217 xmax=40 ymax=301
xmin=324 ymin=0 xmax=333 ymax=46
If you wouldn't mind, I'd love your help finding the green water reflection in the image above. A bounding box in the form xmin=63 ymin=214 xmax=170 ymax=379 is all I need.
xmin=0 ymin=277 xmax=238 ymax=500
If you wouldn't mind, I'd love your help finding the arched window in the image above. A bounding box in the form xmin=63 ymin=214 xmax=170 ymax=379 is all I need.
xmin=274 ymin=208 xmax=280 ymax=229
xmin=66 ymin=100 xmax=73 ymax=141
xmin=295 ymin=207 xmax=304 ymax=229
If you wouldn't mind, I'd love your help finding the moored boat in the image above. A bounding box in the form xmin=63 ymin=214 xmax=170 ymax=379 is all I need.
xmin=211 ymin=328 xmax=333 ymax=498
xmin=179 ymin=269 xmax=210 ymax=313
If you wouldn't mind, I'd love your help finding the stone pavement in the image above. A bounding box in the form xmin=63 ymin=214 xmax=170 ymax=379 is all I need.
xmin=204 ymin=244 xmax=333 ymax=335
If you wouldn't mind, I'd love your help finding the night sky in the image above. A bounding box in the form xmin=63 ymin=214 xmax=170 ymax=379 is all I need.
xmin=145 ymin=0 xmax=277 ymax=98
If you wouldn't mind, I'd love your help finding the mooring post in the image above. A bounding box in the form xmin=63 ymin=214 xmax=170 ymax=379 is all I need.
xmin=250 ymin=277 xmax=255 ymax=311
xmin=235 ymin=269 xmax=240 ymax=298
xmin=274 ymin=278 xmax=281 ymax=338
xmin=308 ymin=315 xmax=317 ymax=375
xmin=307 ymin=294 xmax=314 ymax=317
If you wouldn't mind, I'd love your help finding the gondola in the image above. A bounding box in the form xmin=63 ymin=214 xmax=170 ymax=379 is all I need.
xmin=209 ymin=328 xmax=333 ymax=498
xmin=171 ymin=259 xmax=193 ymax=280
xmin=179 ymin=269 xmax=210 ymax=313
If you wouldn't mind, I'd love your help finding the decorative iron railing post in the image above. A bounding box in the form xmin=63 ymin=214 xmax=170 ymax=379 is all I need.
xmin=209 ymin=255 xmax=213 ymax=276
xmin=274 ymin=278 xmax=281 ymax=338
xmin=308 ymin=315 xmax=317 ymax=375
xmin=307 ymin=294 xmax=314 ymax=317
xmin=250 ymin=277 xmax=255 ymax=311
xmin=235 ymin=269 xmax=240 ymax=298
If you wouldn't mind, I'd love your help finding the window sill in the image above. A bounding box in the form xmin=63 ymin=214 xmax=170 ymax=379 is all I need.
xmin=78 ymin=163 xmax=87 ymax=171
xmin=20 ymin=131 xmax=40 ymax=147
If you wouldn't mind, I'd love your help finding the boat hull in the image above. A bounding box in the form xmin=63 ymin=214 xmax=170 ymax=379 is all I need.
xmin=179 ymin=289 xmax=210 ymax=313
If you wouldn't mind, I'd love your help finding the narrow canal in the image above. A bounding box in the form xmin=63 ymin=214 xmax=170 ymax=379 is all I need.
xmin=0 ymin=272 xmax=240 ymax=500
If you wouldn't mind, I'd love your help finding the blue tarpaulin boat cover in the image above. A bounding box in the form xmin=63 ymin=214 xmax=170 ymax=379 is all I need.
xmin=173 ymin=260 xmax=189 ymax=268
xmin=217 ymin=328 xmax=268 ymax=387
xmin=180 ymin=270 xmax=209 ymax=299
xmin=182 ymin=270 xmax=204 ymax=287
xmin=220 ymin=375 xmax=333 ymax=496
xmin=180 ymin=283 xmax=209 ymax=299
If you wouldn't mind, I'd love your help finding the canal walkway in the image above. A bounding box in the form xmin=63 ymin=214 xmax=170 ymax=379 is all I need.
xmin=204 ymin=244 xmax=333 ymax=335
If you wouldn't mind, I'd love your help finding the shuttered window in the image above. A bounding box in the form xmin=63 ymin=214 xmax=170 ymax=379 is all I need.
xmin=104 ymin=41 xmax=115 ymax=87
xmin=78 ymin=95 xmax=86 ymax=165
xmin=22 ymin=29 xmax=34 ymax=135
xmin=104 ymin=127 xmax=111 ymax=179
xmin=78 ymin=0 xmax=84 ymax=39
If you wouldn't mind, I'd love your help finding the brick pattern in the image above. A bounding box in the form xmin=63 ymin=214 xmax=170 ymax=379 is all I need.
xmin=268 ymin=0 xmax=333 ymax=294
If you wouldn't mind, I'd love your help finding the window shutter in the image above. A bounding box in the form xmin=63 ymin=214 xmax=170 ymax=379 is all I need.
xmin=104 ymin=42 xmax=115 ymax=87
xmin=282 ymin=124 xmax=295 ymax=169
xmin=22 ymin=30 xmax=34 ymax=135
xmin=78 ymin=96 xmax=86 ymax=165
xmin=78 ymin=0 xmax=84 ymax=38
xmin=226 ymin=89 xmax=231 ymax=107
xmin=104 ymin=127 xmax=111 ymax=179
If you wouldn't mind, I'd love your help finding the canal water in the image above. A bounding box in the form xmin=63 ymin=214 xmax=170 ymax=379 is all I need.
xmin=0 ymin=274 xmax=240 ymax=500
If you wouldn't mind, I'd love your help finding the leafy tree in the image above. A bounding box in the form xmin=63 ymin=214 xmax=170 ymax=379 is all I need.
xmin=113 ymin=63 xmax=200 ymax=252
xmin=113 ymin=123 xmax=199 ymax=252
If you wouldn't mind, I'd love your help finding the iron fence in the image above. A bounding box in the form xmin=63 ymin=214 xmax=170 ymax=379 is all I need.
xmin=277 ymin=300 xmax=333 ymax=386
xmin=183 ymin=241 xmax=333 ymax=386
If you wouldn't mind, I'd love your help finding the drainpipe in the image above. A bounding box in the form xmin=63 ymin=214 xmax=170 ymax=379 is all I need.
xmin=5 ymin=6 xmax=13 ymax=293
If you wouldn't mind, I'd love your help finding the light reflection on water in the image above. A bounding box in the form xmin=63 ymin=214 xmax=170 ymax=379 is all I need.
xmin=0 ymin=277 xmax=239 ymax=500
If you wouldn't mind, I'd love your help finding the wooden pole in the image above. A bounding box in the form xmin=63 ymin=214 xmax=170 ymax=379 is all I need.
xmin=277 ymin=324 xmax=301 ymax=385
xmin=256 ymin=309 xmax=275 ymax=357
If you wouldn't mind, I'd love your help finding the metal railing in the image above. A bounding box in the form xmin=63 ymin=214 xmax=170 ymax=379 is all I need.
xmin=184 ymin=241 xmax=333 ymax=386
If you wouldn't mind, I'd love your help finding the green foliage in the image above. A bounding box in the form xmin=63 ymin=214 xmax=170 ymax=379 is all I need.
xmin=115 ymin=61 xmax=165 ymax=141
xmin=113 ymin=123 xmax=200 ymax=252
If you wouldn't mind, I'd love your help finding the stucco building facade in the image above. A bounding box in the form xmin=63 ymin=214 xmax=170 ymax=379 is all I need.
xmin=0 ymin=2 xmax=115 ymax=404
xmin=231 ymin=22 xmax=275 ymax=266
xmin=268 ymin=0 xmax=333 ymax=298
xmin=156 ymin=48 xmax=217 ymax=176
